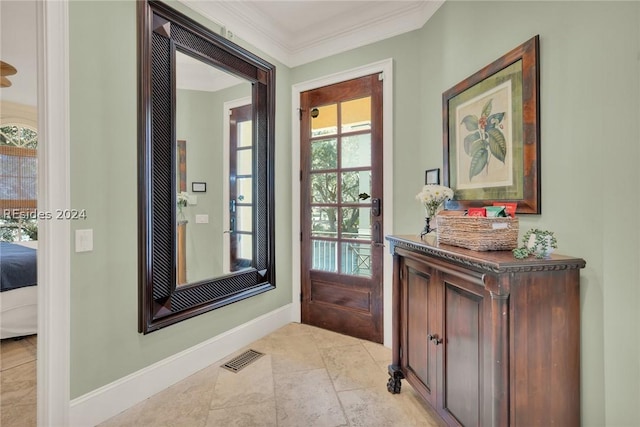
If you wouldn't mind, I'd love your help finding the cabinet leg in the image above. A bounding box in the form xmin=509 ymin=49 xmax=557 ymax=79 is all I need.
xmin=387 ymin=365 xmax=404 ymax=394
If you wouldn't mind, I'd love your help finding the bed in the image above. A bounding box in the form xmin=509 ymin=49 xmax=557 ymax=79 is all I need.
xmin=0 ymin=241 xmax=37 ymax=339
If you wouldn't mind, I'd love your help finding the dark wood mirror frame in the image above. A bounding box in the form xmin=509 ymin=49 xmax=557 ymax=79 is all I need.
xmin=137 ymin=0 xmax=276 ymax=334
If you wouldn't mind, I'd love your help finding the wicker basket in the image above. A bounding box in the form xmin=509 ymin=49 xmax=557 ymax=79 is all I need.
xmin=436 ymin=215 xmax=519 ymax=251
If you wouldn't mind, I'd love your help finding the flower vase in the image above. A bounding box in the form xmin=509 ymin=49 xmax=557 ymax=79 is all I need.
xmin=420 ymin=216 xmax=431 ymax=238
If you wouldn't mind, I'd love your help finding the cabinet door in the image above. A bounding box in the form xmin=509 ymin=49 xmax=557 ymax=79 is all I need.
xmin=439 ymin=272 xmax=487 ymax=427
xmin=401 ymin=258 xmax=439 ymax=408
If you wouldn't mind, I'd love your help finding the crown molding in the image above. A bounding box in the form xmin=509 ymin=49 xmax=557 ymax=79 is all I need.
xmin=179 ymin=1 xmax=444 ymax=67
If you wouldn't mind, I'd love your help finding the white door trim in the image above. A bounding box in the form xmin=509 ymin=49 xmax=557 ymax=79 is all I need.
xmin=291 ymin=59 xmax=394 ymax=346
xmin=36 ymin=0 xmax=71 ymax=425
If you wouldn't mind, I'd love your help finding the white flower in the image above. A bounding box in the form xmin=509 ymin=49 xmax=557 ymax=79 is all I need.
xmin=177 ymin=191 xmax=189 ymax=208
xmin=415 ymin=185 xmax=454 ymax=217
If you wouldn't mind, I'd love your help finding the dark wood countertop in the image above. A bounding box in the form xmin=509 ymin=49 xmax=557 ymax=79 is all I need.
xmin=386 ymin=234 xmax=586 ymax=274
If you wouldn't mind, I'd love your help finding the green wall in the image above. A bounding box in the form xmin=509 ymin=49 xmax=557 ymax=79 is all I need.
xmin=419 ymin=3 xmax=639 ymax=425
xmin=69 ymin=0 xmax=292 ymax=398
xmin=176 ymin=83 xmax=251 ymax=281
xmin=176 ymin=88 xmax=224 ymax=281
xmin=293 ymin=1 xmax=639 ymax=425
xmin=70 ymin=1 xmax=639 ymax=425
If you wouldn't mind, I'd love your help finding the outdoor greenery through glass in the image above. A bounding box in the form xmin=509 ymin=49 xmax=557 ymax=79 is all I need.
xmin=309 ymin=97 xmax=373 ymax=276
xmin=0 ymin=125 xmax=38 ymax=242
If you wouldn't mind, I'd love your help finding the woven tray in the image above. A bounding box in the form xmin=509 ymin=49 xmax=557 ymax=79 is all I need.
xmin=436 ymin=215 xmax=519 ymax=251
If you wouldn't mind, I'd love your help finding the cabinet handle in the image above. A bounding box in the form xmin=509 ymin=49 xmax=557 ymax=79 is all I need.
xmin=427 ymin=333 xmax=443 ymax=345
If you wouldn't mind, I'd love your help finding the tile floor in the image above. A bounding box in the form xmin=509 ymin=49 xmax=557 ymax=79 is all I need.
xmin=102 ymin=323 xmax=441 ymax=427
xmin=0 ymin=323 xmax=442 ymax=427
xmin=0 ymin=334 xmax=37 ymax=427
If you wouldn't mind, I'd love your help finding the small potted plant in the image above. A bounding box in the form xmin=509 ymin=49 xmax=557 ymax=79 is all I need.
xmin=513 ymin=228 xmax=558 ymax=259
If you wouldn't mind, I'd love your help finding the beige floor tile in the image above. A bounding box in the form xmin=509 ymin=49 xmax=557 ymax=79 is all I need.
xmin=205 ymin=400 xmax=277 ymax=427
xmin=99 ymin=364 xmax=219 ymax=427
xmin=338 ymin=386 xmax=439 ymax=427
xmin=253 ymin=332 xmax=325 ymax=374
xmin=307 ymin=325 xmax=364 ymax=349
xmin=87 ymin=324 xmax=440 ymax=427
xmin=396 ymin=384 xmax=445 ymax=427
xmin=266 ymin=322 xmax=316 ymax=338
xmin=276 ymin=396 xmax=348 ymax=427
xmin=361 ymin=339 xmax=392 ymax=363
xmin=274 ymin=368 xmax=347 ymax=427
xmin=0 ymin=361 xmax=37 ymax=427
xmin=321 ymin=344 xmax=389 ymax=392
xmin=209 ymin=354 xmax=274 ymax=409
xmin=98 ymin=402 xmax=153 ymax=427
xmin=0 ymin=338 xmax=37 ymax=371
xmin=274 ymin=368 xmax=335 ymax=403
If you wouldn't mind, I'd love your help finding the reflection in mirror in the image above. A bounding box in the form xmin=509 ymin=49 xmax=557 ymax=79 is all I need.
xmin=227 ymin=103 xmax=254 ymax=272
xmin=174 ymin=50 xmax=252 ymax=286
xmin=176 ymin=139 xmax=187 ymax=285
xmin=138 ymin=0 xmax=276 ymax=334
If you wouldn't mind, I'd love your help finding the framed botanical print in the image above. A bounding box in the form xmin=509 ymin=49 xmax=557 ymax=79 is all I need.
xmin=443 ymin=35 xmax=540 ymax=214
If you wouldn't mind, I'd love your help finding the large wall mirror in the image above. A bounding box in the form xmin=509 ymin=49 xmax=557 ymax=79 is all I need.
xmin=138 ymin=0 xmax=276 ymax=334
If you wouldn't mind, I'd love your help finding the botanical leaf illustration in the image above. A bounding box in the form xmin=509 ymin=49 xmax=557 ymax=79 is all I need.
xmin=461 ymin=115 xmax=479 ymax=131
xmin=481 ymin=99 xmax=492 ymax=118
xmin=459 ymin=97 xmax=506 ymax=180
xmin=485 ymin=113 xmax=505 ymax=131
xmin=470 ymin=139 xmax=485 ymax=158
xmin=487 ymin=128 xmax=507 ymax=162
xmin=469 ymin=147 xmax=488 ymax=180
xmin=463 ymin=131 xmax=481 ymax=155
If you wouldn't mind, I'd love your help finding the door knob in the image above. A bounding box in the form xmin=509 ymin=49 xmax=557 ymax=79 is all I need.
xmin=427 ymin=333 xmax=443 ymax=345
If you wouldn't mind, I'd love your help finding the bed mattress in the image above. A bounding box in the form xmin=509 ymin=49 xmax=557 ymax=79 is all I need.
xmin=1 ymin=241 xmax=38 ymax=339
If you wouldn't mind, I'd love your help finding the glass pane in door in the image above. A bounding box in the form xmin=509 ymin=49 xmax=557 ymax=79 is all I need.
xmin=236 ymin=206 xmax=253 ymax=232
xmin=234 ymin=233 xmax=252 ymax=268
xmin=311 ymin=104 xmax=337 ymax=137
xmin=311 ymin=239 xmax=337 ymax=272
xmin=306 ymin=94 xmax=375 ymax=276
xmin=341 ymin=171 xmax=371 ymax=204
xmin=341 ymin=207 xmax=371 ymax=240
xmin=311 ymin=173 xmax=337 ymax=203
xmin=311 ymin=207 xmax=337 ymax=238
xmin=341 ymin=97 xmax=371 ymax=133
xmin=311 ymin=138 xmax=337 ymax=170
xmin=342 ymin=134 xmax=371 ymax=168
xmin=238 ymin=120 xmax=252 ymax=147
xmin=341 ymin=242 xmax=372 ymax=277
xmin=236 ymin=177 xmax=252 ymax=203
xmin=237 ymin=149 xmax=252 ymax=175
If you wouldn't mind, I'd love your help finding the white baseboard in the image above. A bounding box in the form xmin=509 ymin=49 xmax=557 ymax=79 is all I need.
xmin=69 ymin=304 xmax=294 ymax=427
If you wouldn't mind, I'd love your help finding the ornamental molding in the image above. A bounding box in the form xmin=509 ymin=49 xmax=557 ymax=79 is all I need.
xmin=388 ymin=236 xmax=586 ymax=274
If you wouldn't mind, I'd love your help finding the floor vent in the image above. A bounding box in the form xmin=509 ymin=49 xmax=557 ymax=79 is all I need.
xmin=221 ymin=349 xmax=265 ymax=373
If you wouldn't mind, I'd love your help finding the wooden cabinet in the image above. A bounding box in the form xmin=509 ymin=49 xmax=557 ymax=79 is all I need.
xmin=386 ymin=235 xmax=585 ymax=427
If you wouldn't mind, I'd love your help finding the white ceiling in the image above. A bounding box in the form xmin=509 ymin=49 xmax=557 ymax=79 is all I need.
xmin=0 ymin=1 xmax=445 ymax=108
xmin=0 ymin=0 xmax=38 ymax=107
xmin=180 ymin=0 xmax=444 ymax=67
xmin=176 ymin=50 xmax=246 ymax=92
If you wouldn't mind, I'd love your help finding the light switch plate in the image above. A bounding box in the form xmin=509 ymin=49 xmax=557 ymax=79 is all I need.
xmin=195 ymin=214 xmax=209 ymax=224
xmin=75 ymin=229 xmax=93 ymax=252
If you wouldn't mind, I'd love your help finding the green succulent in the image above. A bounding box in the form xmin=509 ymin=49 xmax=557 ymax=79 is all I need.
xmin=512 ymin=228 xmax=558 ymax=259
